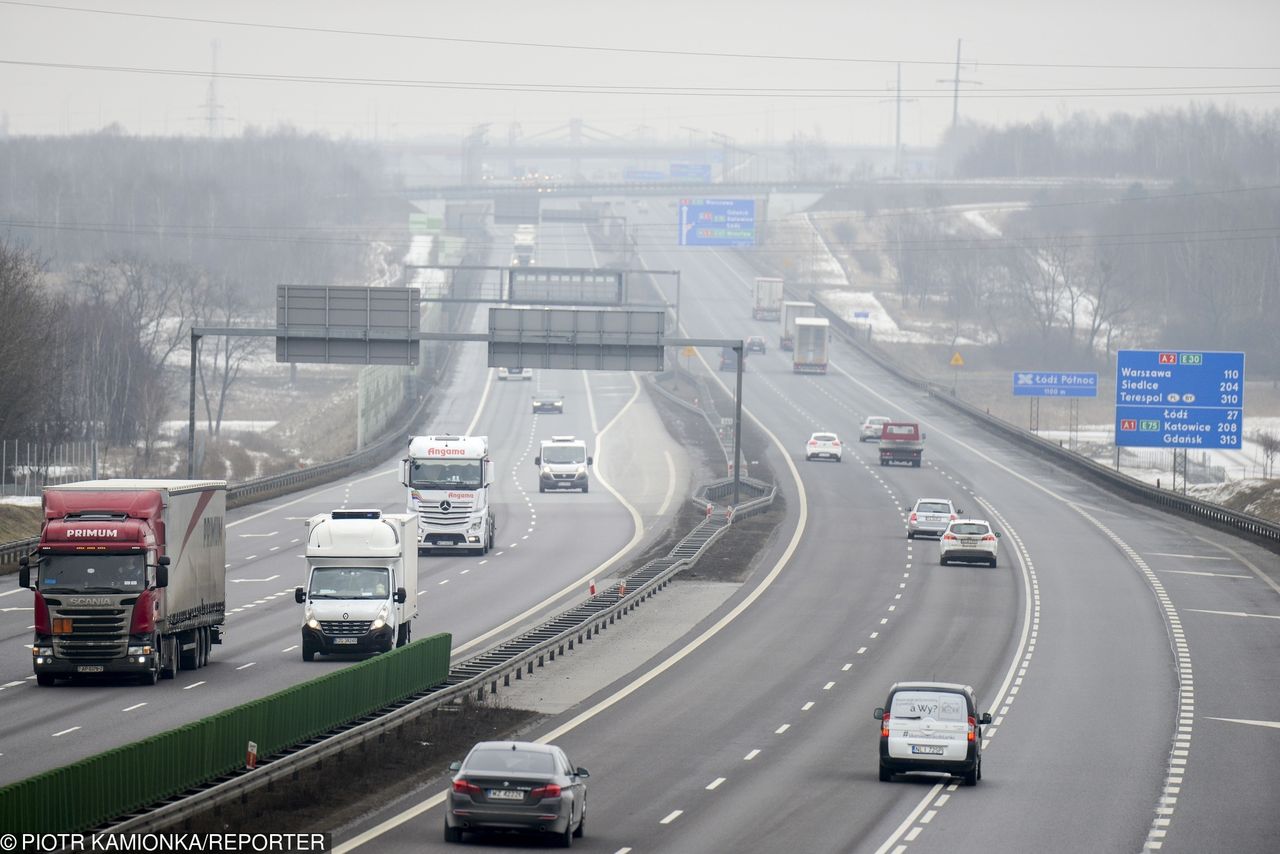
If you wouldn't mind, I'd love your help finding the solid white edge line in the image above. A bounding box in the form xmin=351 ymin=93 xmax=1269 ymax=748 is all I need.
xmin=335 ymin=341 xmax=812 ymax=853
xmin=872 ymin=783 xmax=944 ymax=854
xmin=657 ymin=449 xmax=677 ymax=518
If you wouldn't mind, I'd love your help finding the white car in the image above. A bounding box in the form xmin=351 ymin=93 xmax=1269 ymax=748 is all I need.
xmin=939 ymin=519 xmax=1001 ymax=567
xmin=875 ymin=682 xmax=991 ymax=786
xmin=907 ymin=498 xmax=959 ymax=539
xmin=805 ymin=432 xmax=843 ymax=462
xmin=860 ymin=416 xmax=891 ymax=442
xmin=497 ymin=367 xmax=533 ymax=381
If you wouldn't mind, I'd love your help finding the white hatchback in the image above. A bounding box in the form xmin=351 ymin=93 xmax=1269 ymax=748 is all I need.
xmin=939 ymin=519 xmax=1001 ymax=567
xmin=860 ymin=416 xmax=891 ymax=442
xmin=805 ymin=432 xmax=843 ymax=462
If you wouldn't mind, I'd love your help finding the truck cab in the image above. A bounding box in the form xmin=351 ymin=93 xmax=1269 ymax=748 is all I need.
xmin=294 ymin=510 xmax=418 ymax=660
xmin=402 ymin=435 xmax=496 ymax=554
xmin=535 ymin=436 xmax=593 ymax=493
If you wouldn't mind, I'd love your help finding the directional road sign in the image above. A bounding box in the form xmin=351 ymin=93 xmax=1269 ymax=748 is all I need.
xmin=678 ymin=198 xmax=756 ymax=247
xmin=670 ymin=163 xmax=712 ymax=182
xmin=1013 ymin=371 xmax=1099 ymax=398
xmin=1115 ymin=349 xmax=1245 ymax=448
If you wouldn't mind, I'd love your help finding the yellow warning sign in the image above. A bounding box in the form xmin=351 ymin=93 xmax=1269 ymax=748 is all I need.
xmin=682 ymin=346 xmax=696 ymax=358
xmin=949 ymin=352 xmax=965 ymax=367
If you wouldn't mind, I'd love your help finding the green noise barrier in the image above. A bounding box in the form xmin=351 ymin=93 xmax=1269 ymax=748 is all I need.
xmin=0 ymin=632 xmax=451 ymax=833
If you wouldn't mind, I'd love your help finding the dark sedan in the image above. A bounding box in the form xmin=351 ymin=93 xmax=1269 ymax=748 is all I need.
xmin=446 ymin=741 xmax=588 ymax=846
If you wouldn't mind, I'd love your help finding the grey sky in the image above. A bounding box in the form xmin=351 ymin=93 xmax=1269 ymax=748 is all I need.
xmin=2 ymin=0 xmax=1278 ymax=145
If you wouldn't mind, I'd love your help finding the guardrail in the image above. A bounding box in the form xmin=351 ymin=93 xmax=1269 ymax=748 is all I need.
xmin=809 ymin=293 xmax=1280 ymax=552
xmin=97 ymin=475 xmax=777 ymax=836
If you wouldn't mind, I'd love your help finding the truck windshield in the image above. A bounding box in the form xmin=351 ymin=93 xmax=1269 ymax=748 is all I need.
xmin=542 ymin=446 xmax=585 ymax=465
xmin=409 ymin=459 xmax=483 ymax=490
xmin=38 ymin=554 xmax=147 ymax=593
xmin=308 ymin=567 xmax=391 ymax=600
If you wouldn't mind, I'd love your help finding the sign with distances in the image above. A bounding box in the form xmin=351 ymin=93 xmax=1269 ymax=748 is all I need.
xmin=1114 ymin=349 xmax=1245 ymax=448
xmin=1013 ymin=371 xmax=1099 ymax=398
xmin=678 ymin=198 xmax=756 ymax=247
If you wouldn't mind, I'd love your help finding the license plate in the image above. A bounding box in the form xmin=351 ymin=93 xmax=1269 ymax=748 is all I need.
xmin=333 ymin=638 xmax=358 ymax=645
xmin=77 ymin=665 xmax=104 ymax=673
xmin=962 ymin=539 xmax=979 ymax=546
xmin=435 ymin=541 xmax=453 ymax=547
xmin=488 ymin=789 xmax=523 ymax=801
xmin=911 ymin=744 xmax=945 ymax=755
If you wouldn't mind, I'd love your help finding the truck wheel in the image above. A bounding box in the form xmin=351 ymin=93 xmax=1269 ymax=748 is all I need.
xmin=160 ymin=637 xmax=178 ymax=679
xmin=179 ymin=633 xmax=198 ymax=671
xmin=139 ymin=665 xmax=158 ymax=686
xmin=36 ymin=673 xmax=55 ymax=687
xmin=913 ymin=459 xmax=921 ymax=468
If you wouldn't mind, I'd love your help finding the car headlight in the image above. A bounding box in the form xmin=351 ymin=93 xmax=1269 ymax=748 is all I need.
xmin=32 ymin=646 xmax=53 ymax=657
xmin=304 ymin=605 xmax=320 ymax=629
xmin=372 ymin=604 xmax=389 ymax=630
xmin=126 ymin=645 xmax=153 ymax=656
xmin=576 ymin=465 xmax=586 ymax=475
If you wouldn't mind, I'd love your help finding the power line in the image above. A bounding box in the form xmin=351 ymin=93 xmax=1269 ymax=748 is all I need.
xmin=7 ymin=0 xmax=1280 ymax=73
xmin=4 ymin=59 xmax=1280 ymax=100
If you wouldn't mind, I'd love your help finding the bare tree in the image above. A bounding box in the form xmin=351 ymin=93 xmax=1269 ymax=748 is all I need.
xmin=0 ymin=243 xmax=56 ymax=439
xmin=181 ymin=272 xmax=267 ymax=438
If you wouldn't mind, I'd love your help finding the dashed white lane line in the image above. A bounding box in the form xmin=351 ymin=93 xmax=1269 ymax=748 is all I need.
xmin=857 ymin=647 xmax=868 ymax=655
xmin=183 ymin=681 xmax=206 ymax=690
xmin=743 ymin=749 xmax=760 ymax=761
xmin=706 ymin=777 xmax=726 ymax=790
xmin=774 ymin=724 xmax=790 ymax=734
xmin=439 ymin=579 xmax=450 ymax=586
xmin=802 ymin=702 xmax=815 ymax=711
xmin=237 ymin=662 xmax=256 ymax=670
xmin=52 ymin=726 xmax=80 ymax=737
xmin=121 ymin=702 xmax=146 ymax=712
xmin=613 ymin=849 xmax=632 ymax=854
xmin=842 ymin=662 xmax=853 ymax=670
xmin=478 ymin=560 xmax=488 ymax=566
xmin=823 ymin=681 xmax=835 ymax=690
xmin=659 ymin=810 xmax=683 ymax=824
xmin=282 ymin=645 xmax=298 ymax=653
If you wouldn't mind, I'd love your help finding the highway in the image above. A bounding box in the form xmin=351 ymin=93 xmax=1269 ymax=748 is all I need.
xmin=0 ymin=215 xmax=692 ymax=786
xmin=331 ymin=199 xmax=1280 ymax=853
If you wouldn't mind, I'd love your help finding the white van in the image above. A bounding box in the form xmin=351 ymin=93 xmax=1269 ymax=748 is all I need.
xmin=535 ymin=436 xmax=593 ymax=493
xmin=874 ymin=681 xmax=991 ymax=786
xmin=294 ymin=510 xmax=418 ymax=661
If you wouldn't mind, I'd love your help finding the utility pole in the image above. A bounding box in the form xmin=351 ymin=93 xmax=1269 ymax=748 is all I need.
xmin=203 ymin=41 xmax=223 ymax=138
xmin=937 ymin=39 xmax=982 ymax=130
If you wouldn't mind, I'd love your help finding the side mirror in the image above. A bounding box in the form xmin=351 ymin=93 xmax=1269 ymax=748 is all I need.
xmin=157 ymin=555 xmax=171 ymax=566
xmin=994 ymin=531 xmax=1002 ymax=539
xmin=448 ymin=761 xmax=462 ymax=772
xmin=873 ymin=707 xmax=885 ymax=721
xmin=575 ymin=767 xmax=590 ymax=779
xmin=19 ymin=555 xmax=29 ymax=568
xmin=534 ymin=456 xmax=541 ymax=466
xmin=399 ymin=458 xmax=410 ymax=488
xmin=294 ymin=587 xmax=306 ymax=604
xmin=955 ymin=508 xmax=964 ymax=515
xmin=586 ymin=456 xmax=594 ymax=466
xmin=980 ymin=712 xmax=993 ymax=725
xmin=395 ymin=587 xmax=407 ymax=604
xmin=18 ymin=566 xmax=30 ymax=589
xmin=156 ymin=564 xmax=169 ymax=589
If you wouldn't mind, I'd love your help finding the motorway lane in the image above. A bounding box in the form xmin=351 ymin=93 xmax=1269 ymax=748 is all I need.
xmin=335 ymin=206 xmax=1274 ymax=853
xmin=0 ymin=226 xmax=676 ymax=786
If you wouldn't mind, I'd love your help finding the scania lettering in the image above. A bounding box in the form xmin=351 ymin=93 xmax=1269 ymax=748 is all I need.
xmin=294 ymin=510 xmax=418 ymax=660
xmin=402 ymin=435 xmax=496 ymax=555
xmin=19 ymin=479 xmax=227 ymax=686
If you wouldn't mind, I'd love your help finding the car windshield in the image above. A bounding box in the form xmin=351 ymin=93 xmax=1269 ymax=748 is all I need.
xmin=38 ymin=554 xmax=147 ymax=593
xmin=543 ymin=446 xmax=585 ymax=464
xmin=465 ymin=748 xmax=557 ymax=775
xmin=409 ymin=459 xmax=483 ymax=490
xmin=813 ymin=434 xmax=837 ymax=442
xmin=950 ymin=523 xmax=990 ymax=536
xmin=918 ymin=502 xmax=951 ymax=514
xmin=884 ymin=425 xmax=916 ymax=437
xmin=890 ymin=691 xmax=968 ymax=722
xmin=308 ymin=566 xmax=390 ymax=600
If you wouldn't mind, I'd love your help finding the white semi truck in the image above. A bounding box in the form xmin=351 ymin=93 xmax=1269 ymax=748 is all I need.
xmin=402 ymin=435 xmax=496 ymax=555
xmin=780 ymin=300 xmax=816 ymax=351
xmin=792 ymin=317 xmax=830 ymax=373
xmin=752 ymin=277 xmax=784 ymax=320
xmin=294 ymin=510 xmax=418 ymax=660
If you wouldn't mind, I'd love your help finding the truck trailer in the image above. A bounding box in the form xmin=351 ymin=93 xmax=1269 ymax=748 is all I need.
xmin=295 ymin=510 xmax=418 ymax=659
xmin=20 ymin=479 xmax=227 ymax=686
xmin=792 ymin=317 xmax=830 ymax=373
xmin=752 ymin=277 xmax=784 ymax=320
xmin=402 ymin=435 xmax=496 ymax=554
xmin=780 ymin=301 xmax=816 ymax=351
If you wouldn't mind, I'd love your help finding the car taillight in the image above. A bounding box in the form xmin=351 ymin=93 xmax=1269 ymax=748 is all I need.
xmin=808 ymin=440 xmax=817 ymax=446
xmin=529 ymin=784 xmax=562 ymax=800
xmin=453 ymin=779 xmax=483 ymax=796
xmin=967 ymin=716 xmax=977 ymax=742
xmin=33 ymin=591 xmax=51 ymax=635
xmin=130 ymin=588 xmax=156 ymax=635
xmin=881 ymin=711 xmax=891 ymax=738
xmin=833 ymin=440 xmax=840 ymax=446
xmin=949 ymin=514 xmax=957 ymax=521
xmin=909 ymin=512 xmax=918 ymax=522
xmin=943 ymin=533 xmax=958 ymax=541
xmin=981 ymin=534 xmax=996 ymax=542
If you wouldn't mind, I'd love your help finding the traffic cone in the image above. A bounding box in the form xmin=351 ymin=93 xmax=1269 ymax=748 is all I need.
xmin=618 ymin=581 xmax=627 ymax=597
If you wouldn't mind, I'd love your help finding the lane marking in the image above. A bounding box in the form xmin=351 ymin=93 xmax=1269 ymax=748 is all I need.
xmin=183 ymin=681 xmax=206 ymax=690
xmin=1205 ymin=717 xmax=1280 ymax=730
xmin=1159 ymin=570 xmax=1251 ymax=579
xmin=121 ymin=703 xmax=146 ymax=712
xmin=706 ymin=777 xmax=726 ymax=790
xmin=775 ymin=724 xmax=790 ymax=734
xmin=744 ymin=749 xmax=760 ymax=761
xmin=656 ymin=450 xmax=677 ymax=518
xmin=659 ymin=810 xmax=683 ymax=825
xmin=1186 ymin=608 xmax=1280 ymax=620
xmin=52 ymin=726 xmax=80 ymax=737
xmin=236 ymin=662 xmax=256 ymax=670
xmin=1148 ymin=553 xmax=1232 ymax=561
xmin=282 ymin=645 xmax=298 ymax=653
xmin=802 ymin=701 xmax=815 ymax=711
xmin=823 ymin=681 xmax=835 ymax=690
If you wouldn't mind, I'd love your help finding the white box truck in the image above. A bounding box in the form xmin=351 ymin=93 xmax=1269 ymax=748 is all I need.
xmin=752 ymin=277 xmax=784 ymax=320
xmin=402 ymin=435 xmax=496 ymax=554
xmin=21 ymin=479 xmax=227 ymax=685
xmin=792 ymin=317 xmax=830 ymax=373
xmin=780 ymin=300 xmax=816 ymax=351
xmin=294 ymin=510 xmax=418 ymax=660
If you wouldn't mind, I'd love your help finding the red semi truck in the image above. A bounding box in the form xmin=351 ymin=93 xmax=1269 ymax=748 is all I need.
xmin=19 ymin=479 xmax=227 ymax=686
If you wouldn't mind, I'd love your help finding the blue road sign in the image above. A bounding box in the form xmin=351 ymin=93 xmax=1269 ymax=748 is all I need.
xmin=1114 ymin=349 xmax=1245 ymax=448
xmin=678 ymin=198 xmax=756 ymax=247
xmin=1012 ymin=371 xmax=1099 ymax=398
xmin=853 ymin=310 xmax=871 ymax=319
xmin=670 ymin=163 xmax=712 ymax=182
